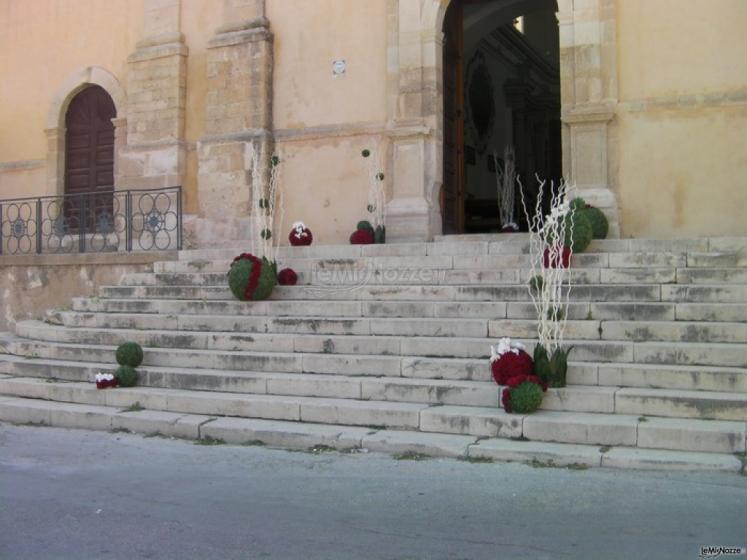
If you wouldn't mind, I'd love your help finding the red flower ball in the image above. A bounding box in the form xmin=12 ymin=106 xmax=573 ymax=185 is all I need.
xmin=278 ymin=267 xmax=298 ymax=286
xmin=289 ymin=226 xmax=313 ymax=246
xmin=350 ymin=228 xmax=374 ymax=245
xmin=501 ymin=387 xmax=513 ymax=413
xmin=491 ymin=349 xmax=534 ymax=385
xmin=543 ymin=245 xmax=571 ymax=269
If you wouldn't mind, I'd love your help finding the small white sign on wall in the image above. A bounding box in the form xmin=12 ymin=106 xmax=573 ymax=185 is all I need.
xmin=332 ymin=59 xmax=346 ymax=78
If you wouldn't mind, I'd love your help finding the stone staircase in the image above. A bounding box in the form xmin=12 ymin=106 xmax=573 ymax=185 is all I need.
xmin=0 ymin=234 xmax=746 ymax=473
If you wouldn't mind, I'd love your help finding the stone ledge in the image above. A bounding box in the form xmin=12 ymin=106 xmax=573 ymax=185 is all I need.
xmin=208 ymin=27 xmax=272 ymax=49
xmin=0 ymin=251 xmax=176 ymax=267
xmin=128 ymin=42 xmax=188 ymax=63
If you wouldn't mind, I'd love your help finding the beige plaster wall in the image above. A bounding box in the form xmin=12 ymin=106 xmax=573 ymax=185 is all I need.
xmin=0 ymin=252 xmax=175 ymax=332
xmin=0 ymin=0 xmax=143 ymax=198
xmin=268 ymin=0 xmax=389 ymax=243
xmin=269 ymin=0 xmax=388 ymax=130
xmin=275 ymin=136 xmax=389 ymax=245
xmin=181 ymin=1 xmax=222 ymax=215
xmin=616 ymin=0 xmax=747 ymax=237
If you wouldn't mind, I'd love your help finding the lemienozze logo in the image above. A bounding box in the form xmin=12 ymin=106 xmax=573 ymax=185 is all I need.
xmin=700 ymin=546 xmax=746 ymax=558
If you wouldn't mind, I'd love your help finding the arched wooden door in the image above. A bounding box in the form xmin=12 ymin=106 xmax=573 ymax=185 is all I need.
xmin=64 ymin=85 xmax=116 ymax=229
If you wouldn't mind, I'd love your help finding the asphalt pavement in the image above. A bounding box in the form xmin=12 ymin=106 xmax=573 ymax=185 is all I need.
xmin=1 ymin=423 xmax=746 ymax=560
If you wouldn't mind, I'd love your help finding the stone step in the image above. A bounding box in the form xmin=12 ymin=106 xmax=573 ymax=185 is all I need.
xmin=158 ymin=251 xmax=719 ymax=274
xmin=592 ymin=362 xmax=747 ymax=393
xmin=123 ymin=266 xmax=747 ymax=287
xmin=50 ymin=310 xmax=491 ymax=338
xmin=2 ymin=394 xmax=740 ymax=471
xmin=10 ymin=325 xmax=747 ymax=375
xmin=14 ymin=321 xmax=635 ymax=362
xmin=0 ymin=377 xmax=431 ymax=430
xmin=491 ymin=319 xmax=747 ymax=343
xmin=465 ymin=438 xmax=742 ymax=472
xmin=7 ymin=354 xmax=668 ymax=414
xmin=614 ymin=387 xmax=747 ymax=421
xmin=53 ymin=313 xmax=747 ymax=346
xmin=98 ymin=283 xmax=747 ymax=303
xmin=72 ymin=297 xmax=693 ymax=322
xmin=99 ymin=283 xmax=670 ymax=303
xmin=0 ymin=355 xmax=500 ymax=407
xmin=0 ymin=376 xmax=744 ymax=454
xmin=0 ymin=394 xmax=476 ymax=458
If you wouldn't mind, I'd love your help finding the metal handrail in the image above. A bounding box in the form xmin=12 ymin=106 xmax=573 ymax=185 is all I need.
xmin=0 ymin=186 xmax=182 ymax=256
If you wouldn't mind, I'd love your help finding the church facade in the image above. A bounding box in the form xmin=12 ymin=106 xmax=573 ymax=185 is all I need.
xmin=0 ymin=0 xmax=745 ymax=247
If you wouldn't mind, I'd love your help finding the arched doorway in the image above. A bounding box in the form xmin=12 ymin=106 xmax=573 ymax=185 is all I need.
xmin=441 ymin=0 xmax=561 ymax=234
xmin=64 ymin=85 xmax=116 ymax=229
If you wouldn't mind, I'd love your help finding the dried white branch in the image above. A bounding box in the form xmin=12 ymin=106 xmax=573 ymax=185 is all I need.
xmin=494 ymin=145 xmax=516 ymax=228
xmin=519 ymin=176 xmax=576 ymax=354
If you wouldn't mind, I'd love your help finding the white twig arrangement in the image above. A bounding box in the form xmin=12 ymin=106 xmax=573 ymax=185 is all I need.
xmin=363 ymin=147 xmax=386 ymax=229
xmin=250 ymin=145 xmax=283 ymax=262
xmin=519 ymin=175 xmax=575 ymax=355
xmin=494 ymin=145 xmax=516 ymax=229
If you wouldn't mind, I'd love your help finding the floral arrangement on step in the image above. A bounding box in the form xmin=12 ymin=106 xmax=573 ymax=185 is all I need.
xmin=95 ymin=372 xmax=118 ymax=390
xmin=277 ymin=267 xmax=298 ymax=286
xmin=518 ymin=177 xmax=580 ymax=388
xmin=288 ymin=221 xmax=313 ymax=246
xmin=490 ymin=337 xmax=547 ymax=414
xmin=494 ymin=145 xmax=518 ymax=232
xmin=228 ymin=253 xmax=277 ymax=301
xmin=350 ymin=148 xmax=386 ymax=244
xmin=95 ymin=342 xmax=142 ymax=389
xmin=228 ymin=145 xmax=283 ymax=302
xmin=570 ymin=197 xmax=608 ymax=240
xmin=350 ymin=220 xmax=376 ymax=245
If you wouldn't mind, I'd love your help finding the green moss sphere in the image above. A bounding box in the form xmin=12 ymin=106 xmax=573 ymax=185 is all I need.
xmin=562 ymin=210 xmax=593 ymax=253
xmin=579 ymin=207 xmax=609 ymax=239
xmin=228 ymin=256 xmax=277 ymax=301
xmin=115 ymin=365 xmax=138 ymax=388
xmin=116 ymin=342 xmax=143 ymax=367
xmin=356 ymin=220 xmax=374 ymax=233
xmin=510 ymin=381 xmax=544 ymax=414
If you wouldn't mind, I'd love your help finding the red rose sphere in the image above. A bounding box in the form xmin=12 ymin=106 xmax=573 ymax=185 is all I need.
xmin=490 ymin=349 xmax=534 ymax=386
xmin=289 ymin=225 xmax=313 ymax=246
xmin=350 ymin=228 xmax=375 ymax=245
xmin=278 ymin=267 xmax=298 ymax=286
xmin=543 ymin=245 xmax=571 ymax=269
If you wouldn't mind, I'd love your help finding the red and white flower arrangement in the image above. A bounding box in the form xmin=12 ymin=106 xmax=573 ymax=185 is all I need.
xmin=95 ymin=372 xmax=118 ymax=390
xmin=489 ymin=337 xmax=533 ymax=385
xmin=288 ymin=221 xmax=313 ymax=246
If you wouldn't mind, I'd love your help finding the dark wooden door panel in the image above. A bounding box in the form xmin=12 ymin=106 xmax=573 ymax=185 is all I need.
xmin=64 ymin=86 xmax=116 ymax=230
xmin=442 ymin=0 xmax=465 ymax=234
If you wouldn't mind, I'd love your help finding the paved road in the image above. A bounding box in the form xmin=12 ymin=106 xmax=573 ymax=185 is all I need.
xmin=1 ymin=423 xmax=746 ymax=560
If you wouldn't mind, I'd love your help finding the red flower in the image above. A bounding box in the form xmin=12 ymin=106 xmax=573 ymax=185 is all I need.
xmin=278 ymin=268 xmax=298 ymax=286
xmin=501 ymin=387 xmax=512 ymax=413
xmin=543 ymin=245 xmax=571 ymax=269
xmin=289 ymin=227 xmax=313 ymax=246
xmin=491 ymin=349 xmax=533 ymax=385
xmin=350 ymin=228 xmax=374 ymax=245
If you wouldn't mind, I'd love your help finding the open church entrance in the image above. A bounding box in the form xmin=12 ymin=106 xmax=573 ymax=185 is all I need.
xmin=442 ymin=0 xmax=561 ymax=234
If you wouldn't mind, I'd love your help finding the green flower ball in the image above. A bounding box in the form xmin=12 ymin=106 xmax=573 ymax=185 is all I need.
xmin=510 ymin=381 xmax=544 ymax=413
xmin=115 ymin=365 xmax=138 ymax=388
xmin=579 ymin=207 xmax=609 ymax=239
xmin=116 ymin=342 xmax=143 ymax=367
xmin=228 ymin=256 xmax=277 ymax=301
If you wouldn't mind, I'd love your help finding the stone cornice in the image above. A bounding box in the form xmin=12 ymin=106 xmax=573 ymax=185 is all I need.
xmin=127 ymin=42 xmax=188 ymax=63
xmin=208 ymin=26 xmax=272 ymax=49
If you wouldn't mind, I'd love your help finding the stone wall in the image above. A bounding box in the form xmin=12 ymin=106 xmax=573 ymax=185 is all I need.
xmin=0 ymin=252 xmax=176 ymax=332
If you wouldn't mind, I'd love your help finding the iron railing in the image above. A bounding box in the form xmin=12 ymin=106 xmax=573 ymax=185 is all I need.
xmin=0 ymin=186 xmax=182 ymax=255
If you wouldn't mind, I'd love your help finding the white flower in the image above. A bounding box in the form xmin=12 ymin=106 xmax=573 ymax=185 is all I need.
xmin=292 ymin=222 xmax=308 ymax=237
xmin=489 ymin=337 xmax=526 ymax=362
xmin=95 ymin=372 xmax=115 ymax=382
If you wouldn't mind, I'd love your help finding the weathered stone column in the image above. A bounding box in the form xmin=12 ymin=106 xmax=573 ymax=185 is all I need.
xmin=558 ymin=0 xmax=620 ymax=236
xmin=119 ymin=0 xmax=188 ymax=191
xmin=386 ymin=1 xmax=443 ymax=242
xmin=194 ymin=0 xmax=273 ymax=246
